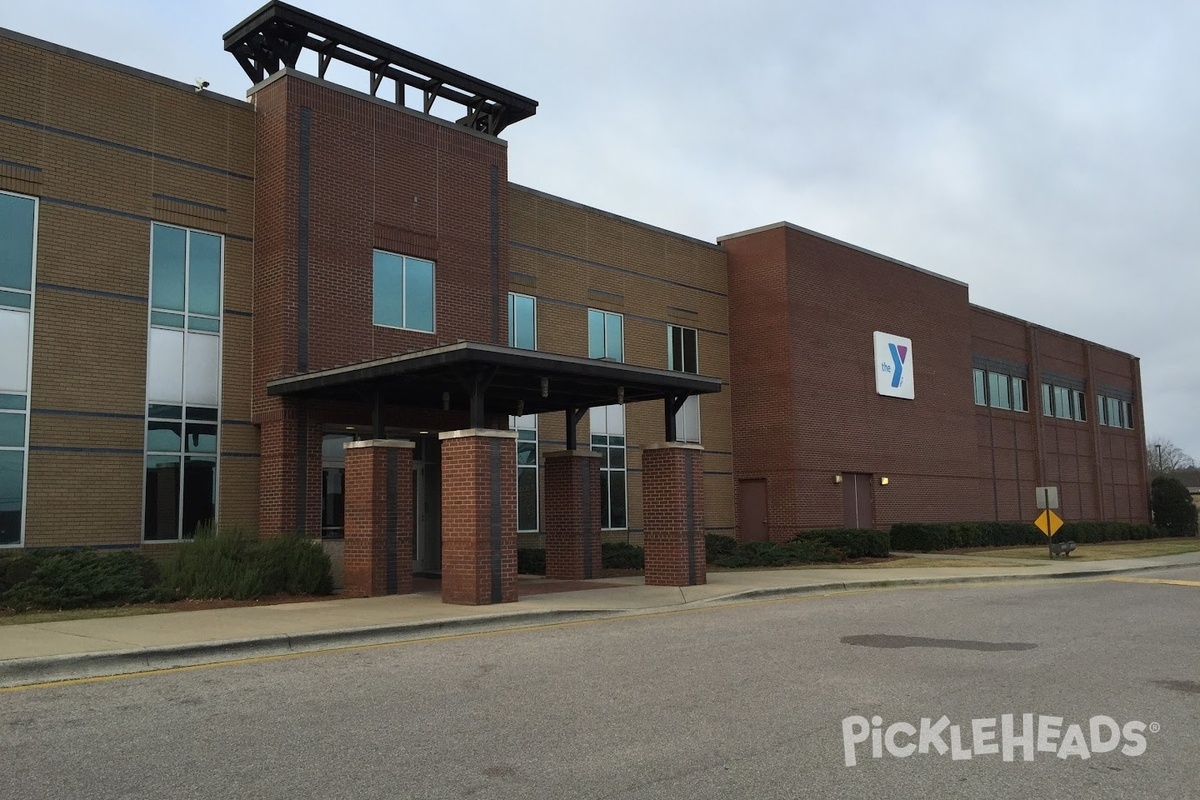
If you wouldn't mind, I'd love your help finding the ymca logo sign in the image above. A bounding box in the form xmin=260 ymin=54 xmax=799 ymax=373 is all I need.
xmin=873 ymin=331 xmax=914 ymax=399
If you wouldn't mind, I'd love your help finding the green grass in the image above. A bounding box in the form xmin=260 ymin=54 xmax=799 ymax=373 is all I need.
xmin=0 ymin=605 xmax=177 ymax=626
xmin=957 ymin=538 xmax=1200 ymax=562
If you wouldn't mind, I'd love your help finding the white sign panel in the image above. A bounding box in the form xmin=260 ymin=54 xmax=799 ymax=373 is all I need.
xmin=873 ymin=331 xmax=914 ymax=399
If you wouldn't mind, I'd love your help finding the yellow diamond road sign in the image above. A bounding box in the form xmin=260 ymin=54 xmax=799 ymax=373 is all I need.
xmin=1035 ymin=509 xmax=1064 ymax=537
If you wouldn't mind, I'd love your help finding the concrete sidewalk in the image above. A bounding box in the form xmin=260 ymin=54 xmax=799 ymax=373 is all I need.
xmin=3 ymin=550 xmax=1199 ymax=688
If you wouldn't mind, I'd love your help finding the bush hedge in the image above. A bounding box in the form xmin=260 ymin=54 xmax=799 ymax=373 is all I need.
xmin=1151 ymin=476 xmax=1198 ymax=536
xmin=0 ymin=549 xmax=165 ymax=611
xmin=602 ymin=542 xmax=645 ymax=569
xmin=161 ymin=530 xmax=333 ymax=600
xmin=890 ymin=520 xmax=1168 ymax=552
xmin=793 ymin=528 xmax=890 ymax=559
xmin=703 ymin=528 xmax=888 ymax=568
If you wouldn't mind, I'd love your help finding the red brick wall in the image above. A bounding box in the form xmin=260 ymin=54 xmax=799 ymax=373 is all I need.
xmin=543 ymin=451 xmax=603 ymax=580
xmin=343 ymin=442 xmax=414 ymax=596
xmin=725 ymin=225 xmax=981 ymax=539
xmin=970 ymin=305 xmax=1148 ymax=524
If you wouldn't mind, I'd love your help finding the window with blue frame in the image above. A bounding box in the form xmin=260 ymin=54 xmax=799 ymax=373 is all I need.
xmin=0 ymin=190 xmax=36 ymax=547
xmin=508 ymin=293 xmax=536 ymax=350
xmin=587 ymin=309 xmax=623 ymax=361
xmin=144 ymin=223 xmax=223 ymax=541
xmin=373 ymin=250 xmax=435 ymax=332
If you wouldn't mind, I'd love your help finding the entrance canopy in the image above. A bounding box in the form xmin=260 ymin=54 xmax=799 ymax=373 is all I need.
xmin=266 ymin=342 xmax=722 ymax=445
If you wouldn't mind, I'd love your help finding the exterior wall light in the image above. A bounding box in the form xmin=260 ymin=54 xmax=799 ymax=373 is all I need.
xmin=880 ymin=477 xmax=889 ymax=486
xmin=833 ymin=475 xmax=842 ymax=484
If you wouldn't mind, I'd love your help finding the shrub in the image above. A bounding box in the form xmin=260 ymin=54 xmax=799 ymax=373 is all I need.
xmin=710 ymin=539 xmax=839 ymax=569
xmin=1151 ymin=476 xmax=1198 ymax=536
xmin=161 ymin=529 xmax=332 ymax=601
xmin=1 ymin=549 xmax=164 ymax=611
xmin=892 ymin=519 xmax=1168 ymax=551
xmin=793 ymin=528 xmax=890 ymax=559
xmin=602 ymin=542 xmax=644 ymax=570
xmin=518 ymin=548 xmax=546 ymax=575
xmin=705 ymin=533 xmax=737 ymax=560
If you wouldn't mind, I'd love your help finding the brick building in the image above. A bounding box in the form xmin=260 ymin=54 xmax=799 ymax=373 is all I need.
xmin=0 ymin=3 xmax=1148 ymax=601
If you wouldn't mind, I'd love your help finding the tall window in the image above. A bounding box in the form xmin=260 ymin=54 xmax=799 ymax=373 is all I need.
xmin=144 ymin=224 xmax=222 ymax=541
xmin=508 ymin=293 xmax=536 ymax=350
xmin=587 ymin=309 xmax=623 ymax=361
xmin=972 ymin=368 xmax=1027 ymax=412
xmin=1040 ymin=381 xmax=1086 ymax=421
xmin=0 ymin=191 xmax=36 ymax=547
xmin=373 ymin=250 xmax=435 ymax=332
xmin=668 ymin=325 xmax=700 ymax=443
xmin=511 ymin=414 xmax=539 ymax=532
xmin=1098 ymin=394 xmax=1134 ymax=429
xmin=590 ymin=404 xmax=627 ymax=530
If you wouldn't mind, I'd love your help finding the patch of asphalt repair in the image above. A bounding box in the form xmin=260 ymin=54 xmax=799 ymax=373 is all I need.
xmin=840 ymin=634 xmax=1038 ymax=651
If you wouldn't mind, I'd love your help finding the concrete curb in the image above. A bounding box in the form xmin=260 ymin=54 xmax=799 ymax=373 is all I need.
xmin=2 ymin=559 xmax=1195 ymax=689
xmin=693 ymin=559 xmax=1197 ymax=605
xmin=0 ymin=608 xmax=614 ymax=689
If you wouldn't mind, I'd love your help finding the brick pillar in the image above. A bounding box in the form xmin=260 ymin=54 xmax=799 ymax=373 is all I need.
xmin=343 ymin=440 xmax=414 ymax=597
xmin=257 ymin=404 xmax=322 ymax=537
xmin=643 ymin=443 xmax=707 ymax=587
xmin=440 ymin=429 xmax=517 ymax=605
xmin=544 ymin=449 xmax=603 ymax=580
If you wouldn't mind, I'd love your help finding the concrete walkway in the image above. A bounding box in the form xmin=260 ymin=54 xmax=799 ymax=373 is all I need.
xmin=3 ymin=550 xmax=1199 ymax=688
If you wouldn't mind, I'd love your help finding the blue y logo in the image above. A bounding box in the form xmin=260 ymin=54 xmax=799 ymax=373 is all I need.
xmin=887 ymin=342 xmax=908 ymax=389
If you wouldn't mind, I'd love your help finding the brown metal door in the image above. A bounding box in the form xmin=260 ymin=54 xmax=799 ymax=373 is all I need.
xmin=842 ymin=473 xmax=874 ymax=528
xmin=738 ymin=479 xmax=768 ymax=541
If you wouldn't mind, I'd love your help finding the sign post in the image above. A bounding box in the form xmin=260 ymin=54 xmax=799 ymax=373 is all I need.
xmin=1034 ymin=487 xmax=1063 ymax=557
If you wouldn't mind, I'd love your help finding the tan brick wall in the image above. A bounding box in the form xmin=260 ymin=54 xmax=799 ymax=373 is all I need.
xmin=1 ymin=32 xmax=257 ymax=547
xmin=508 ymin=185 xmax=734 ymax=543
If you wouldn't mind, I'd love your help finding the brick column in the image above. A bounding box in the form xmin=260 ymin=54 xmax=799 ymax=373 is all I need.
xmin=343 ymin=440 xmax=414 ymax=597
xmin=643 ymin=443 xmax=706 ymax=587
xmin=544 ymin=449 xmax=603 ymax=580
xmin=440 ymin=429 xmax=517 ymax=605
xmin=257 ymin=404 xmax=322 ymax=537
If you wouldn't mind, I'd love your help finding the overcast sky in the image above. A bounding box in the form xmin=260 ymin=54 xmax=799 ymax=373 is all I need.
xmin=6 ymin=1 xmax=1198 ymax=461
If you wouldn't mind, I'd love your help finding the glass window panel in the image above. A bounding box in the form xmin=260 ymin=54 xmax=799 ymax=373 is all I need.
xmin=513 ymin=295 xmax=535 ymax=349
xmin=608 ymin=443 xmax=625 ymax=470
xmin=1054 ymin=386 xmax=1072 ymax=420
xmin=322 ymin=467 xmax=345 ymax=535
xmin=600 ymin=472 xmax=611 ymax=530
xmin=517 ymin=468 xmax=538 ymax=532
xmin=0 ymin=393 xmax=26 ymax=411
xmin=322 ymin=434 xmax=353 ymax=464
xmin=0 ymin=289 xmax=30 ymax=310
xmin=669 ymin=326 xmax=681 ymax=371
xmin=372 ymin=251 xmax=404 ymax=328
xmin=1097 ymin=395 xmax=1106 ymax=425
xmin=1125 ymin=401 xmax=1134 ymax=429
xmin=1012 ymin=379 xmax=1027 ymax=412
xmin=182 ymin=457 xmax=217 ymax=538
xmin=1074 ymin=390 xmax=1087 ymax=422
xmin=0 ymin=309 xmax=30 ymax=395
xmin=0 ymin=449 xmax=23 ymax=545
xmin=677 ymin=394 xmax=701 ymax=443
xmin=146 ymin=421 xmax=182 ymax=453
xmin=185 ymin=407 xmax=218 ymax=421
xmin=589 ymin=405 xmax=607 ymax=436
xmin=188 ymin=316 xmax=220 ymax=333
xmin=507 ymin=294 xmax=516 ymax=347
xmin=183 ymin=332 xmax=220 ymax=407
xmin=0 ymin=412 xmax=24 ymax=448
xmin=0 ymin=193 xmax=35 ymax=292
xmin=185 ymin=423 xmax=218 ymax=453
xmin=1108 ymin=397 xmax=1121 ymax=429
xmin=684 ymin=328 xmax=698 ymax=374
xmin=150 ymin=224 xmax=186 ymax=312
xmin=144 ymin=454 xmax=181 ymax=540
xmin=973 ymin=369 xmax=987 ymax=406
xmin=1041 ymin=383 xmax=1052 ymax=416
xmin=404 ymin=257 xmax=434 ymax=332
xmin=147 ymin=327 xmax=184 ymax=404
xmin=148 ymin=404 xmax=182 ymax=420
xmin=605 ymin=313 xmax=623 ymax=361
xmin=588 ymin=310 xmax=605 ymax=358
xmin=517 ymin=441 xmax=537 ymax=466
xmin=608 ymin=472 xmax=627 ymax=529
xmin=187 ymin=232 xmax=222 ymax=317
xmin=607 ymin=404 xmax=625 ymax=434
xmin=150 ymin=311 xmax=185 ymax=328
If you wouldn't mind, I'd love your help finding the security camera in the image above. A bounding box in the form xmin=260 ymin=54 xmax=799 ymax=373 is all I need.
xmin=194 ymin=78 xmax=210 ymax=92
